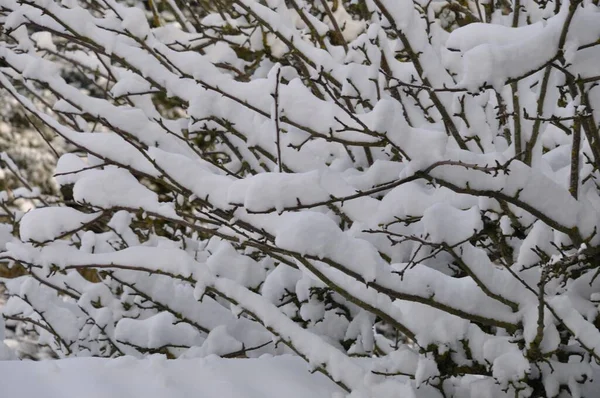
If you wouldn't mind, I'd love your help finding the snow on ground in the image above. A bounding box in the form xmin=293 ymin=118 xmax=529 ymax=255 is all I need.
xmin=0 ymin=355 xmax=342 ymax=398
xmin=1 ymin=286 xmax=341 ymax=397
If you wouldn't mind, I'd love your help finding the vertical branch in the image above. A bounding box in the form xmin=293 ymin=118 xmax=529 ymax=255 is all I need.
xmin=527 ymin=272 xmax=547 ymax=361
xmin=511 ymin=82 xmax=523 ymax=158
xmin=320 ymin=0 xmax=348 ymax=52
xmin=570 ymin=117 xmax=581 ymax=199
xmin=579 ymin=85 xmax=600 ymax=170
xmin=510 ymin=0 xmax=522 ymax=159
xmin=147 ymin=0 xmax=161 ymax=27
xmin=163 ymin=0 xmax=195 ymax=33
xmin=524 ymin=67 xmax=552 ymax=165
xmin=511 ymin=0 xmax=521 ymax=26
xmin=289 ymin=0 xmax=327 ymax=50
xmin=524 ymin=0 xmax=582 ymax=165
xmin=271 ymin=66 xmax=283 ymax=173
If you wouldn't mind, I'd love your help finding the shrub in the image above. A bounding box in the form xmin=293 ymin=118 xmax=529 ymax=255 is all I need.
xmin=1 ymin=0 xmax=600 ymax=396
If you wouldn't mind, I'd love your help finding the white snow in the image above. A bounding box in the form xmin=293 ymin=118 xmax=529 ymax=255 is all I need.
xmin=2 ymin=0 xmax=600 ymax=397
xmin=19 ymin=208 xmax=101 ymax=243
xmin=0 ymin=356 xmax=342 ymax=398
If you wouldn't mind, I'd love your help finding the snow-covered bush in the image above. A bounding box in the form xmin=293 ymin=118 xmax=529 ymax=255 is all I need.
xmin=1 ymin=0 xmax=600 ymax=396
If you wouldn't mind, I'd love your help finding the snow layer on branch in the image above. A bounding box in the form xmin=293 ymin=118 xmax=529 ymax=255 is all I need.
xmin=389 ymin=263 xmax=518 ymax=324
xmin=228 ymin=171 xmax=330 ymax=213
xmin=5 ymin=244 xmax=200 ymax=278
xmin=115 ymin=312 xmax=203 ymax=351
xmin=274 ymin=212 xmax=383 ymax=282
xmin=19 ymin=207 xmax=101 ymax=243
xmin=148 ymin=148 xmax=234 ymax=210
xmin=211 ymin=276 xmax=370 ymax=391
xmin=422 ymin=204 xmax=482 ymax=246
xmin=445 ymin=4 xmax=600 ymax=90
xmin=376 ymin=0 xmax=417 ymax=30
xmin=72 ymin=167 xmax=178 ymax=218
xmin=551 ymin=295 xmax=600 ymax=358
xmin=119 ymin=6 xmax=151 ymax=39
xmin=262 ymin=263 xmax=302 ymax=305
xmin=206 ymin=240 xmax=266 ymax=288
xmin=182 ymin=325 xmax=243 ymax=358
xmin=54 ymin=154 xmax=89 ymax=185
xmin=424 ymin=152 xmax=599 ymax=238
xmin=373 ymin=181 xmax=477 ymax=224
